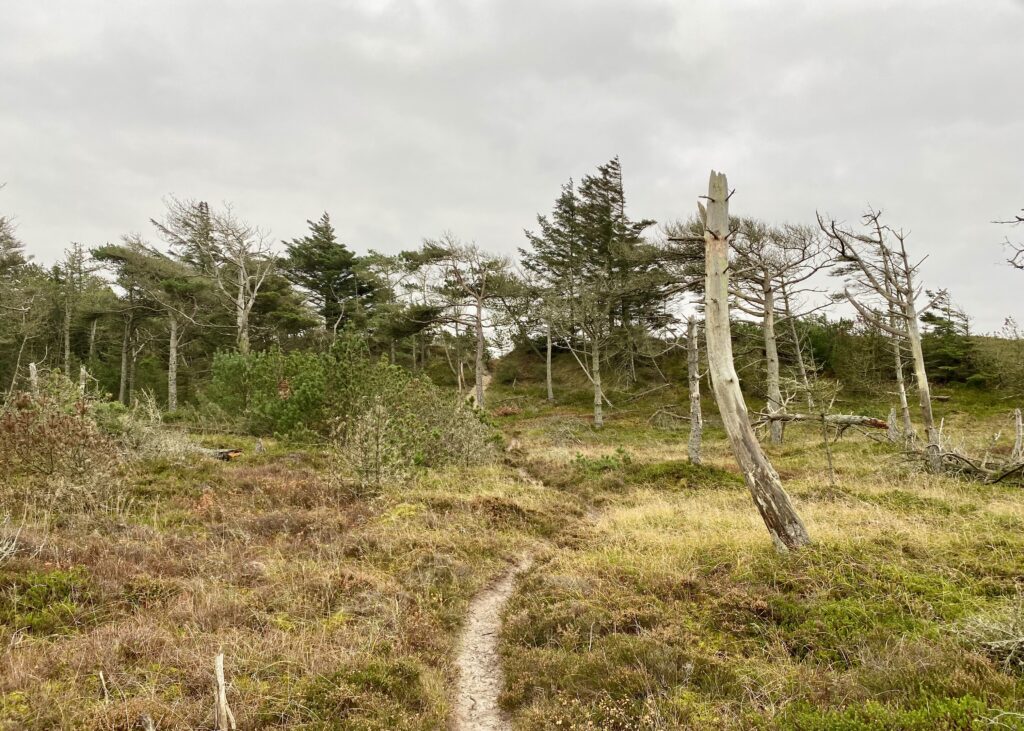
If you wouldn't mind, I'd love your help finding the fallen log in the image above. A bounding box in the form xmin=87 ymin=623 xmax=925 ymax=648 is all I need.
xmin=199 ymin=448 xmax=243 ymax=461
xmin=756 ymin=413 xmax=888 ymax=430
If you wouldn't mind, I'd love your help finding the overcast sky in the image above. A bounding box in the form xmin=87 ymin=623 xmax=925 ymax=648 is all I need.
xmin=2 ymin=0 xmax=1022 ymax=330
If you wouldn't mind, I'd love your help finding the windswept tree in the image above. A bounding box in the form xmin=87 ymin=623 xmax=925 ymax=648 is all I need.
xmin=411 ymin=234 xmax=512 ymax=408
xmin=819 ymin=210 xmax=943 ymax=463
xmin=522 ymin=157 xmax=657 ymax=426
xmin=94 ymin=236 xmax=212 ymax=410
xmin=730 ymin=221 xmax=829 ymax=444
xmin=152 ymin=198 xmax=274 ymax=354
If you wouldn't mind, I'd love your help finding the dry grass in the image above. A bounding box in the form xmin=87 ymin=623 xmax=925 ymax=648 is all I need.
xmin=0 ymin=446 xmax=579 ymax=729
xmin=497 ymin=386 xmax=1024 ymax=729
xmin=3 ymin=383 xmax=1024 ymax=729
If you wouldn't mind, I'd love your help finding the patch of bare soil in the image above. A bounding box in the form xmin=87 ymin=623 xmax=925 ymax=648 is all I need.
xmin=453 ymin=554 xmax=533 ymax=731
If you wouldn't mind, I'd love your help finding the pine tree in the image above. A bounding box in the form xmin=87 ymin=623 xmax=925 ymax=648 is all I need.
xmin=281 ymin=212 xmax=373 ymax=336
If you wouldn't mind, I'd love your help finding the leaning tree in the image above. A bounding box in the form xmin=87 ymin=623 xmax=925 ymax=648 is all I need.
xmin=701 ymin=171 xmax=811 ymax=550
xmin=819 ymin=210 xmax=942 ymax=467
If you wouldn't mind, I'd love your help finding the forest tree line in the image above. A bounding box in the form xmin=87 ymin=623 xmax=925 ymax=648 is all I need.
xmin=0 ymin=164 xmax=1020 ymax=428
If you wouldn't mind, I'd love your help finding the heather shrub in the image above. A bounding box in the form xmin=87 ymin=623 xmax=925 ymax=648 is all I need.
xmin=0 ymin=374 xmax=119 ymax=480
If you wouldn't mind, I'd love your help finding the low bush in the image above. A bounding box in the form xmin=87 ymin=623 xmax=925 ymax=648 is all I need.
xmin=0 ymin=374 xmax=119 ymax=481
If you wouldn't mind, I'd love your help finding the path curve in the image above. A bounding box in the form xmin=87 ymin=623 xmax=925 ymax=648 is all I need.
xmin=453 ymin=555 xmax=533 ymax=731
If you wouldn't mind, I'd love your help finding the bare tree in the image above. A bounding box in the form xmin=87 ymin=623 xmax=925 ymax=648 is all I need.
xmin=417 ymin=235 xmax=511 ymax=408
xmin=702 ymin=170 xmax=810 ymax=550
xmin=153 ymin=199 xmax=274 ymax=355
xmin=819 ymin=210 xmax=943 ymax=467
xmin=997 ymin=208 xmax=1024 ymax=269
xmin=730 ymin=221 xmax=829 ymax=445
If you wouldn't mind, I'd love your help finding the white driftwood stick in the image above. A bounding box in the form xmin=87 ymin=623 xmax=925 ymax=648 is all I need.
xmin=214 ymin=653 xmax=236 ymax=731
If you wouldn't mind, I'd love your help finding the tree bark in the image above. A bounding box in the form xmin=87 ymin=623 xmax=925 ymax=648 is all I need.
xmin=762 ymin=283 xmax=784 ymax=445
xmin=474 ymin=299 xmax=486 ymax=408
xmin=891 ymin=334 xmax=914 ymax=440
xmin=760 ymin=412 xmax=888 ymax=429
xmin=903 ymin=292 xmax=939 ymax=468
xmin=119 ymin=315 xmax=132 ymax=405
xmin=168 ymin=313 xmax=179 ymax=411
xmin=687 ymin=317 xmax=703 ymax=465
xmin=702 ymin=170 xmax=810 ymax=550
xmin=236 ymin=266 xmax=250 ymax=355
xmin=1013 ymin=408 xmax=1023 ymax=461
xmin=88 ymin=319 xmax=97 ymax=362
xmin=592 ymin=333 xmax=603 ymax=428
xmin=546 ymin=321 xmax=554 ymax=402
xmin=63 ymin=301 xmax=72 ymax=376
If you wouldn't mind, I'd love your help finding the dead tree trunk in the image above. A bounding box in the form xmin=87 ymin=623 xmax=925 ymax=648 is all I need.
xmin=1013 ymin=408 xmax=1024 ymax=461
xmin=474 ymin=299 xmax=486 ymax=408
xmin=592 ymin=333 xmax=604 ymax=428
xmin=762 ymin=283 xmax=784 ymax=445
xmin=546 ymin=321 xmax=554 ymax=403
xmin=883 ymin=253 xmax=915 ymax=441
xmin=687 ymin=316 xmax=703 ymax=465
xmin=900 ymin=262 xmax=940 ymax=468
xmin=702 ymin=170 xmax=810 ymax=551
xmin=168 ymin=313 xmax=179 ymax=411
xmin=118 ymin=315 xmax=132 ymax=405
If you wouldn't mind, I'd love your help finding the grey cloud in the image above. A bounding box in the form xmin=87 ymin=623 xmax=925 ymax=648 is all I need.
xmin=1 ymin=0 xmax=1021 ymax=328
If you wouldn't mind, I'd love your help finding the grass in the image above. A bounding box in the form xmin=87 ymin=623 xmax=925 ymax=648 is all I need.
xmin=0 ymin=447 xmax=581 ymax=728
xmin=2 ymin=374 xmax=1024 ymax=728
xmin=493 ymin=383 xmax=1024 ymax=730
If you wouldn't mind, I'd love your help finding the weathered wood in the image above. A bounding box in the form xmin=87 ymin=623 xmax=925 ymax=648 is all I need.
xmin=762 ymin=283 xmax=784 ymax=445
xmin=687 ymin=316 xmax=703 ymax=465
xmin=214 ymin=652 xmax=236 ymax=731
xmin=545 ymin=321 xmax=554 ymax=402
xmin=28 ymin=362 xmax=38 ymax=395
xmin=1013 ymin=408 xmax=1023 ymax=461
xmin=592 ymin=333 xmax=603 ymax=428
xmin=702 ymin=171 xmax=810 ymax=551
xmin=758 ymin=413 xmax=888 ymax=429
xmin=167 ymin=314 xmax=179 ymax=411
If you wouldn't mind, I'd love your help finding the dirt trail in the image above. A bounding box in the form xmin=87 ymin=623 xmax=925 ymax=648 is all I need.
xmin=453 ymin=554 xmax=533 ymax=731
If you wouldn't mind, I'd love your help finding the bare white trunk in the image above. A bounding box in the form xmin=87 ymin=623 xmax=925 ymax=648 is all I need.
xmin=79 ymin=365 xmax=87 ymax=395
xmin=119 ymin=317 xmax=131 ymax=405
xmin=28 ymin=362 xmax=38 ymax=395
xmin=592 ymin=334 xmax=603 ymax=428
xmin=1013 ymin=408 xmax=1024 ymax=461
xmin=168 ymin=313 xmax=179 ymax=411
xmin=546 ymin=321 xmax=554 ymax=402
xmin=903 ymin=295 xmax=939 ymax=468
xmin=236 ymin=267 xmax=250 ymax=355
xmin=702 ymin=170 xmax=809 ymax=550
xmin=892 ymin=336 xmax=915 ymax=440
xmin=687 ymin=317 xmax=703 ymax=465
xmin=763 ymin=285 xmax=784 ymax=445
xmin=88 ymin=319 xmax=97 ymax=361
xmin=474 ymin=300 xmax=486 ymax=408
